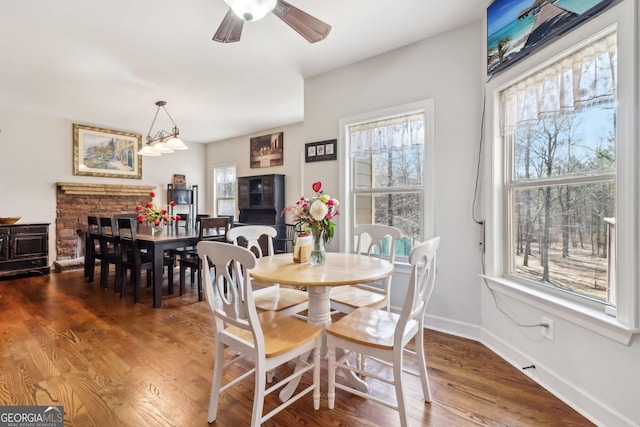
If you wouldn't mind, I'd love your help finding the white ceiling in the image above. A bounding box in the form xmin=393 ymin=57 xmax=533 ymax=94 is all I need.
xmin=0 ymin=0 xmax=489 ymax=143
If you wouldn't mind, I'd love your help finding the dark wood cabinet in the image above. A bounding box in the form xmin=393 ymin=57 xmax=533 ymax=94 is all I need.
xmin=0 ymin=228 xmax=8 ymax=262
xmin=0 ymin=223 xmax=50 ymax=278
xmin=237 ymin=174 xmax=285 ymax=241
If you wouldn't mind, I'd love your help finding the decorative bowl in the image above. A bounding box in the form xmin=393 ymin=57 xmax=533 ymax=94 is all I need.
xmin=0 ymin=217 xmax=21 ymax=225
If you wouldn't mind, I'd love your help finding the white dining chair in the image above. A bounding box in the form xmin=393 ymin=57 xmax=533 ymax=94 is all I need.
xmin=227 ymin=225 xmax=309 ymax=317
xmin=326 ymin=237 xmax=440 ymax=427
xmin=197 ymin=241 xmax=321 ymax=426
xmin=329 ymin=224 xmax=402 ymax=314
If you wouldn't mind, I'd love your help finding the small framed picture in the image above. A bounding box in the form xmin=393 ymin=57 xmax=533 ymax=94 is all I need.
xmin=307 ymin=145 xmax=317 ymax=157
xmin=305 ymin=139 xmax=337 ymax=163
xmin=173 ymin=174 xmax=186 ymax=189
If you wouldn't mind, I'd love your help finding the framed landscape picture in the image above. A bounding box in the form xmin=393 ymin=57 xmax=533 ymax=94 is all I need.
xmin=73 ymin=124 xmax=142 ymax=179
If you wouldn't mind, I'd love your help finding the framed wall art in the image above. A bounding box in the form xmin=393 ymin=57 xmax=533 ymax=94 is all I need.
xmin=250 ymin=132 xmax=284 ymax=168
xmin=487 ymin=0 xmax=614 ymax=76
xmin=305 ymin=139 xmax=337 ymax=163
xmin=72 ymin=123 xmax=142 ymax=179
xmin=173 ymin=174 xmax=187 ymax=189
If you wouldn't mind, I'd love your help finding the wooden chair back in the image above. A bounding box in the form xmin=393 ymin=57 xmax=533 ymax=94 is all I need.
xmin=197 ymin=240 xmax=321 ymax=425
xmin=199 ymin=217 xmax=230 ymax=242
xmin=226 ymin=225 xmax=276 ymax=258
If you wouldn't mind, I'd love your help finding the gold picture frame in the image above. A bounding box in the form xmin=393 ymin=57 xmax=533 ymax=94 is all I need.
xmin=73 ymin=123 xmax=142 ymax=179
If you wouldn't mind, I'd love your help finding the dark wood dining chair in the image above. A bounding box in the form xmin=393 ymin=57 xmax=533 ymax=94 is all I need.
xmin=179 ymin=217 xmax=229 ymax=300
xmin=98 ymin=216 xmax=120 ymax=291
xmin=174 ymin=213 xmax=190 ymax=230
xmin=275 ymin=223 xmax=298 ymax=254
xmin=86 ymin=215 xmax=101 ymax=283
xmin=117 ymin=217 xmax=175 ymax=304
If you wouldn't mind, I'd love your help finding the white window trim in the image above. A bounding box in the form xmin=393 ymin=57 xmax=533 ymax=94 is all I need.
xmin=211 ymin=162 xmax=237 ymax=217
xmin=483 ymin=0 xmax=638 ymax=344
xmin=338 ymin=99 xmax=435 ymax=255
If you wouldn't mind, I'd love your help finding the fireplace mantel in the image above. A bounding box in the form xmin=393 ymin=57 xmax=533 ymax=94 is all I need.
xmin=55 ymin=182 xmax=156 ymax=260
xmin=56 ymin=182 xmax=155 ymax=196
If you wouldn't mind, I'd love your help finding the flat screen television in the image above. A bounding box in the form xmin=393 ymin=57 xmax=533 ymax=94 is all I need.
xmin=487 ymin=0 xmax=614 ymax=76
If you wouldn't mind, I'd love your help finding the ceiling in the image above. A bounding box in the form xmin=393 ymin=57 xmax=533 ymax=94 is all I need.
xmin=0 ymin=0 xmax=489 ymax=143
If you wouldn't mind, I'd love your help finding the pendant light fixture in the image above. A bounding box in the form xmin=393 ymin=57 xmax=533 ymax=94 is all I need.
xmin=139 ymin=100 xmax=188 ymax=156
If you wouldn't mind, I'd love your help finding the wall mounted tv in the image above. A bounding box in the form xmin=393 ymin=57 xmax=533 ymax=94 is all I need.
xmin=487 ymin=0 xmax=614 ymax=76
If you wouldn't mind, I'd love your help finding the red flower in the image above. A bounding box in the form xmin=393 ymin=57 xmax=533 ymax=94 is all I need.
xmin=150 ymin=191 xmax=156 ymax=198
xmin=175 ymin=214 xmax=181 ymax=220
xmin=137 ymin=214 xmax=144 ymax=223
xmin=169 ymin=201 xmax=177 ymax=207
xmin=136 ymin=205 xmax=143 ymax=211
xmin=312 ymin=181 xmax=322 ymax=193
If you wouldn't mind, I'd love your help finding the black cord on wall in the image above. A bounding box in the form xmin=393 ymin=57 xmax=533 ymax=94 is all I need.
xmin=475 ymin=75 xmax=546 ymax=331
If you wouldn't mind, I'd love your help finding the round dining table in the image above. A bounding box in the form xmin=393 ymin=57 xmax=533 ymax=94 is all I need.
xmin=250 ymin=252 xmax=394 ymax=327
xmin=250 ymin=251 xmax=394 ymax=401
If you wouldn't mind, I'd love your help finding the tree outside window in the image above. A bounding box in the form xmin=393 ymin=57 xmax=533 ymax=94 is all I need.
xmin=502 ymin=31 xmax=617 ymax=305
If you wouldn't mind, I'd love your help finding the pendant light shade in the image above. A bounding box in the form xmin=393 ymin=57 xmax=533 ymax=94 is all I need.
xmin=138 ymin=100 xmax=188 ymax=156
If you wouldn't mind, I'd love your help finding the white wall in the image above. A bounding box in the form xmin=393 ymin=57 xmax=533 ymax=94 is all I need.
xmin=477 ymin=1 xmax=640 ymax=426
xmin=3 ymin=11 xmax=639 ymax=426
xmin=204 ymin=122 xmax=305 ymax=217
xmin=304 ymin=24 xmax=484 ymax=332
xmin=0 ymin=107 xmax=206 ymax=261
xmin=304 ymin=17 xmax=640 ymax=427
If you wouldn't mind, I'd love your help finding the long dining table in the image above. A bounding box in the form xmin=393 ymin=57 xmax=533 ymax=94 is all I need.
xmin=249 ymin=251 xmax=394 ymax=400
xmin=137 ymin=227 xmax=224 ymax=308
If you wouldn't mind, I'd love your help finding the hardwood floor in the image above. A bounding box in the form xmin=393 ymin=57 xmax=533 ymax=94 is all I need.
xmin=0 ymin=270 xmax=593 ymax=426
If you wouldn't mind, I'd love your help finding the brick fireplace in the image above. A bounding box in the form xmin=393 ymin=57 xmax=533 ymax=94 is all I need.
xmin=55 ymin=182 xmax=155 ymax=260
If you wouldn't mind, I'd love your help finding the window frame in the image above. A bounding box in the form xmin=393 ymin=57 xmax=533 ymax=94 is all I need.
xmin=212 ymin=163 xmax=237 ymax=218
xmin=483 ymin=0 xmax=638 ymax=343
xmin=338 ymin=99 xmax=435 ymax=259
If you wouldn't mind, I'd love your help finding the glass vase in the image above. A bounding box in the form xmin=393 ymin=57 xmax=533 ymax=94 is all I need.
xmin=152 ymin=225 xmax=163 ymax=235
xmin=309 ymin=227 xmax=326 ymax=265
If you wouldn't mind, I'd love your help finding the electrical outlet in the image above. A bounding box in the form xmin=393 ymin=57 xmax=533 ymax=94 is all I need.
xmin=541 ymin=316 xmax=554 ymax=341
xmin=479 ymin=221 xmax=485 ymax=251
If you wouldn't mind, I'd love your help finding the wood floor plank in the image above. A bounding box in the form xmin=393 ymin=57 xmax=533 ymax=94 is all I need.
xmin=0 ymin=270 xmax=594 ymax=426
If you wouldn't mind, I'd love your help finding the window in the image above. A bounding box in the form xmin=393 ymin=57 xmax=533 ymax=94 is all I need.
xmin=340 ymin=100 xmax=434 ymax=260
xmin=213 ymin=165 xmax=236 ymax=217
xmin=487 ymin=1 xmax=640 ymax=340
xmin=501 ymin=31 xmax=617 ymax=306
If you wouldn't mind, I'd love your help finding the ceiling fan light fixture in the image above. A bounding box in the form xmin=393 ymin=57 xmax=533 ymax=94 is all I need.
xmin=224 ymin=0 xmax=277 ymax=22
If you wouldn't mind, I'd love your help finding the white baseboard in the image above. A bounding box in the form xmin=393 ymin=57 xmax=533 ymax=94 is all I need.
xmin=422 ymin=314 xmax=636 ymax=427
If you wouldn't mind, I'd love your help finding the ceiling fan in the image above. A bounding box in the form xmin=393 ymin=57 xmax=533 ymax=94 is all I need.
xmin=213 ymin=0 xmax=331 ymax=44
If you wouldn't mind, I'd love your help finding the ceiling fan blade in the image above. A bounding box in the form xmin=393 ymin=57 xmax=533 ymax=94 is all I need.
xmin=272 ymin=0 xmax=331 ymax=43
xmin=213 ymin=8 xmax=244 ymax=43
